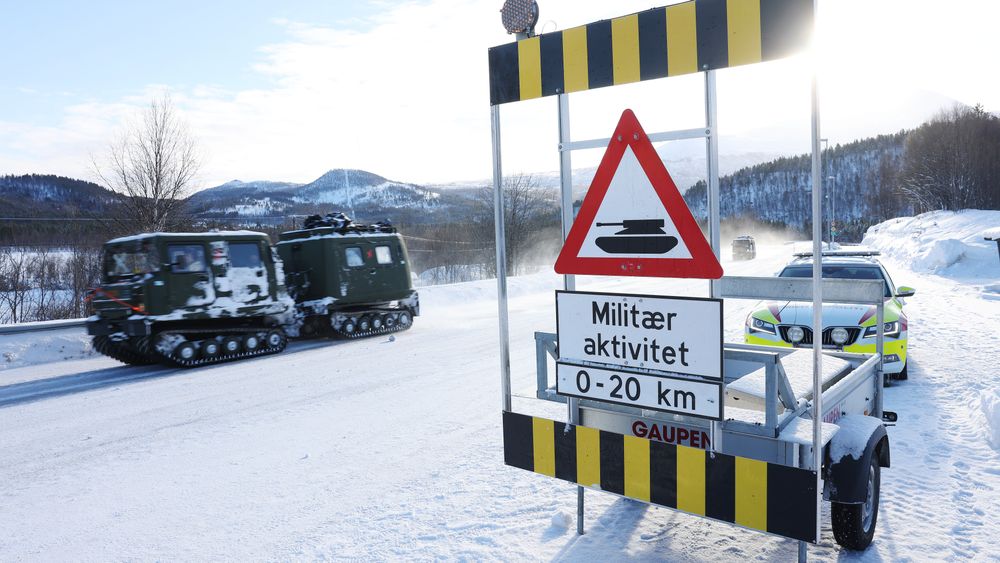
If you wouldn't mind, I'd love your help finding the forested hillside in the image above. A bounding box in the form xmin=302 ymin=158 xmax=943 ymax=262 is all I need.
xmin=684 ymin=132 xmax=909 ymax=240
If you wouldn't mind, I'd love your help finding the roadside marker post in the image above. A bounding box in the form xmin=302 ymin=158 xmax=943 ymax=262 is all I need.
xmin=487 ymin=1 xmax=844 ymax=559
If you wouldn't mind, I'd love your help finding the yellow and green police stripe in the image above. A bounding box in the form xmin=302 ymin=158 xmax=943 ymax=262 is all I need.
xmin=502 ymin=411 xmax=817 ymax=543
xmin=488 ymin=0 xmax=813 ymax=105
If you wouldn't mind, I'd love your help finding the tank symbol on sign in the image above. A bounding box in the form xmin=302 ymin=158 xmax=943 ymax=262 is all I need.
xmin=594 ymin=219 xmax=678 ymax=255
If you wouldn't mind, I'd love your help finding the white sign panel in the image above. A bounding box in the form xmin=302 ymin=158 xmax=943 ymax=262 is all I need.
xmin=556 ymin=290 xmax=722 ymax=379
xmin=556 ymin=362 xmax=722 ymax=420
xmin=578 ymin=146 xmax=692 ymax=259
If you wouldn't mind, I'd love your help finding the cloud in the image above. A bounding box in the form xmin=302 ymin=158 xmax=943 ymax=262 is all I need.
xmin=1 ymin=0 xmax=997 ymax=190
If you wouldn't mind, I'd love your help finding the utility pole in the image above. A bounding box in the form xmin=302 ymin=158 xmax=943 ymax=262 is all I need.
xmin=821 ymin=139 xmax=828 ymax=245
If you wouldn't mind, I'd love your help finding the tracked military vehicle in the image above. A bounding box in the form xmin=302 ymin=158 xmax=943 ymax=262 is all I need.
xmin=87 ymin=231 xmax=295 ymax=367
xmin=88 ymin=213 xmax=419 ymax=367
xmin=276 ymin=213 xmax=419 ymax=339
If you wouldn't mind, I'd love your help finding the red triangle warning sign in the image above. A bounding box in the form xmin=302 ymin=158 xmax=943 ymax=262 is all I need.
xmin=554 ymin=109 xmax=723 ymax=279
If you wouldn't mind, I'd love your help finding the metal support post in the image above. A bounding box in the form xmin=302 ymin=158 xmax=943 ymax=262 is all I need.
xmin=491 ymin=105 xmax=512 ymax=413
xmin=876 ymin=303 xmax=884 ymax=417
xmin=558 ymin=93 xmax=584 ymax=533
xmin=558 ymin=94 xmax=576 ymax=293
xmin=809 ymin=0 xmax=824 ymax=549
xmin=705 ymin=70 xmax=723 ymax=456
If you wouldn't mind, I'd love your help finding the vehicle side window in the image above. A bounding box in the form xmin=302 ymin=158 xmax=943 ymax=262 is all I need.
xmin=375 ymin=245 xmax=392 ymax=265
xmin=167 ymin=244 xmax=206 ymax=273
xmin=230 ymin=242 xmax=262 ymax=268
xmin=345 ymin=247 xmax=364 ymax=267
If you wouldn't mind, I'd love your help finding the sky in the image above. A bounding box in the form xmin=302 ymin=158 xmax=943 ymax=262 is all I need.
xmin=1 ymin=0 xmax=998 ymax=190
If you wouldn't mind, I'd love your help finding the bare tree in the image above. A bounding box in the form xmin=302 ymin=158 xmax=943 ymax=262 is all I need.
xmin=899 ymin=104 xmax=1000 ymax=212
xmin=0 ymin=247 xmax=33 ymax=323
xmin=475 ymin=173 xmax=557 ymax=276
xmin=93 ymin=95 xmax=201 ymax=233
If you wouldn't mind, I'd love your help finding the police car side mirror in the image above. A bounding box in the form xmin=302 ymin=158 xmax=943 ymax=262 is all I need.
xmin=895 ymin=286 xmax=915 ymax=298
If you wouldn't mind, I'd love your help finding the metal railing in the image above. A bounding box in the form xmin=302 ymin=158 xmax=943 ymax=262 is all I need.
xmin=0 ymin=318 xmax=86 ymax=335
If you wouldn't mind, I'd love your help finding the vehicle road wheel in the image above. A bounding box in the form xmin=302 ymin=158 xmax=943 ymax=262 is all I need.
xmin=372 ymin=315 xmax=383 ymax=330
xmin=832 ymin=455 xmax=881 ymax=550
xmin=265 ymin=329 xmax=286 ymax=350
xmin=222 ymin=336 xmax=242 ymax=355
xmin=358 ymin=316 xmax=371 ymax=332
xmin=384 ymin=314 xmax=396 ymax=328
xmin=201 ymin=340 xmax=221 ymax=359
xmin=175 ymin=341 xmax=198 ymax=363
xmin=243 ymin=334 xmax=261 ymax=352
xmin=342 ymin=320 xmax=356 ymax=335
xmin=397 ymin=310 xmax=412 ymax=328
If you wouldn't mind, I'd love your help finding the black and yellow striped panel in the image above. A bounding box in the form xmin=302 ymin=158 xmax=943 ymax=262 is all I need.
xmin=487 ymin=0 xmax=813 ymax=105
xmin=502 ymin=411 xmax=817 ymax=543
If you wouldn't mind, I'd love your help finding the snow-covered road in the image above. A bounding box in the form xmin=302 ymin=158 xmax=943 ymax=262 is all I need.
xmin=2 ymin=231 xmax=999 ymax=561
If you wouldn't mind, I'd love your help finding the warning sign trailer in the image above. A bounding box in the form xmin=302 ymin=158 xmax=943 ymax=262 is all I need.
xmin=488 ymin=1 xmax=894 ymax=560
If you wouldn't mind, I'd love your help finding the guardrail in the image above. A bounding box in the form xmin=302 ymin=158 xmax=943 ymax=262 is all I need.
xmin=0 ymin=318 xmax=86 ymax=335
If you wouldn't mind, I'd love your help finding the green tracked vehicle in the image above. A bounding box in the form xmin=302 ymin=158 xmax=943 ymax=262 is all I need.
xmin=87 ymin=231 xmax=294 ymax=366
xmin=87 ymin=213 xmax=419 ymax=367
xmin=276 ymin=213 xmax=419 ymax=339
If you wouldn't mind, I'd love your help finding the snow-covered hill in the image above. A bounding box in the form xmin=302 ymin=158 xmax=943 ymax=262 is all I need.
xmin=188 ymin=168 xmax=453 ymax=223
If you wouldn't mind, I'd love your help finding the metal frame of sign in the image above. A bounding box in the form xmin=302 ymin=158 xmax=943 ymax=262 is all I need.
xmin=555 ymin=360 xmax=724 ymax=421
xmin=554 ymin=289 xmax=723 ymax=380
xmin=488 ymin=0 xmax=824 ymax=558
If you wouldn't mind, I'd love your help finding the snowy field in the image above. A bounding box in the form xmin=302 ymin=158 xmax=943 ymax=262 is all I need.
xmin=1 ymin=211 xmax=999 ymax=561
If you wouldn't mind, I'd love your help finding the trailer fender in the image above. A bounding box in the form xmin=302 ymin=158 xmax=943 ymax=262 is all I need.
xmin=826 ymin=415 xmax=889 ymax=504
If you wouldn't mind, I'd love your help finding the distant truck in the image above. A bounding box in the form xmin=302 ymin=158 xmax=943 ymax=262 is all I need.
xmin=731 ymin=235 xmax=757 ymax=260
xmin=86 ymin=213 xmax=419 ymax=367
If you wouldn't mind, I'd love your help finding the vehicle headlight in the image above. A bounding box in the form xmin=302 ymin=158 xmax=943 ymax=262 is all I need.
xmin=830 ymin=327 xmax=850 ymax=345
xmin=747 ymin=316 xmax=776 ymax=335
xmin=864 ymin=321 xmax=900 ymax=338
xmin=787 ymin=325 xmax=805 ymax=343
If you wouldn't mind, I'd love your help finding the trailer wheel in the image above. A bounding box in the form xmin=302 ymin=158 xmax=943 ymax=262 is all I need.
xmin=832 ymin=455 xmax=881 ymax=550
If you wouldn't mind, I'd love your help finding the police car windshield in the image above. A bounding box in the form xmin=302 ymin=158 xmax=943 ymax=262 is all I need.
xmin=779 ymin=265 xmax=891 ymax=297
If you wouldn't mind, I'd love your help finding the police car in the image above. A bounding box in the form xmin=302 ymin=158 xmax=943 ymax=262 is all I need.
xmin=744 ymin=250 xmax=914 ymax=379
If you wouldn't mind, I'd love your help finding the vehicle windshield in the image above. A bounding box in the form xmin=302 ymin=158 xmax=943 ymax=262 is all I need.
xmin=104 ymin=241 xmax=159 ymax=280
xmin=779 ymin=264 xmax=891 ymax=297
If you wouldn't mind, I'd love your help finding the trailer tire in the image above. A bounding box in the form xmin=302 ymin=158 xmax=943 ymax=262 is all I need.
xmin=832 ymin=455 xmax=880 ymax=550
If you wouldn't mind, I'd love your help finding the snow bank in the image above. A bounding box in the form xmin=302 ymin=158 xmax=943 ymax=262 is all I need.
xmin=862 ymin=210 xmax=1000 ymax=280
xmin=0 ymin=328 xmax=95 ymax=372
xmin=981 ymin=389 xmax=1000 ymax=451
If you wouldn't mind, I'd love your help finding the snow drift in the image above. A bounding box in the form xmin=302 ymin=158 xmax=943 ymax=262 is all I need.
xmin=863 ymin=210 xmax=1000 ymax=280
